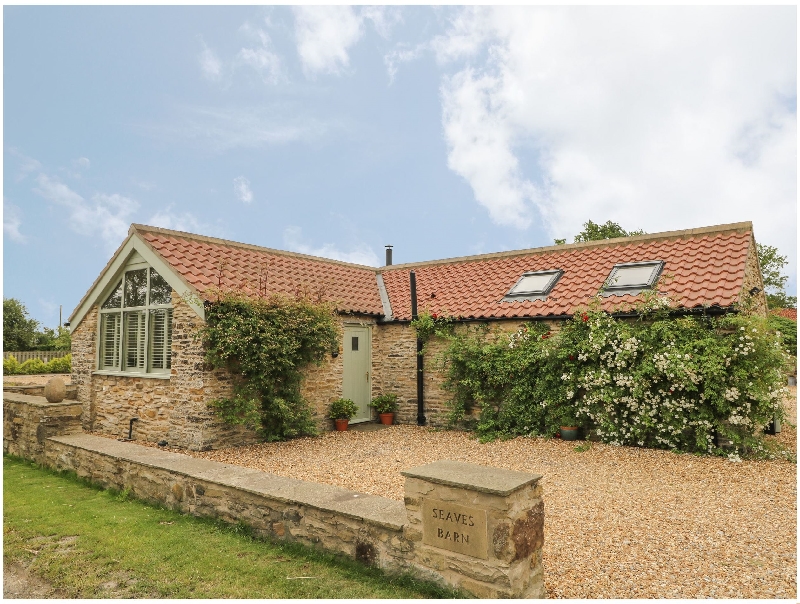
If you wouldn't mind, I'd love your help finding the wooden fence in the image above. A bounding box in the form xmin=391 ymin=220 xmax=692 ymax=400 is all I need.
xmin=3 ymin=350 xmax=71 ymax=363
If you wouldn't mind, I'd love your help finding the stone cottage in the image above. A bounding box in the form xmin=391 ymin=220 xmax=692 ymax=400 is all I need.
xmin=68 ymin=221 xmax=767 ymax=450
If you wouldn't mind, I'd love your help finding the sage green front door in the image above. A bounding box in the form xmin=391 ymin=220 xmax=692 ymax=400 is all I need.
xmin=342 ymin=325 xmax=371 ymax=423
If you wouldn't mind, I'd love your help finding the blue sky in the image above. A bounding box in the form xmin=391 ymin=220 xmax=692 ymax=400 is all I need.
xmin=4 ymin=6 xmax=797 ymax=328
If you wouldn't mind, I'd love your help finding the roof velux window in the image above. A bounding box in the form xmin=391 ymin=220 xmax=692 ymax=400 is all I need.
xmin=602 ymin=261 xmax=664 ymax=297
xmin=503 ymin=269 xmax=563 ymax=302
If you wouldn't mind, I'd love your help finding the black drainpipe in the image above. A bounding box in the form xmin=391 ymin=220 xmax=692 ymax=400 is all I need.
xmin=410 ymin=271 xmax=426 ymax=426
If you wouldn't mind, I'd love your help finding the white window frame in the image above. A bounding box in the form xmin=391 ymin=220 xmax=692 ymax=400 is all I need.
xmin=95 ymin=261 xmax=173 ymax=379
xmin=601 ymin=260 xmax=664 ymax=297
xmin=502 ymin=269 xmax=563 ymax=302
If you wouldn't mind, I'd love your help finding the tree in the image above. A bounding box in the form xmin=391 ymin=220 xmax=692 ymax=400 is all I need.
xmin=554 ymin=220 xmax=646 ymax=245
xmin=3 ymin=298 xmax=39 ymax=351
xmin=757 ymin=243 xmax=796 ymax=309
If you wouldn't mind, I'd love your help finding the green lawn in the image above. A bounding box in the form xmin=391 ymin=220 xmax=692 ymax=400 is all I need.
xmin=3 ymin=455 xmax=462 ymax=598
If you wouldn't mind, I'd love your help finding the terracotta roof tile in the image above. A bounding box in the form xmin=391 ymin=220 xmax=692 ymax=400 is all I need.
xmin=381 ymin=230 xmax=752 ymax=320
xmin=771 ymin=308 xmax=797 ymax=321
xmin=137 ymin=228 xmax=383 ymax=315
xmin=131 ymin=222 xmax=753 ymax=322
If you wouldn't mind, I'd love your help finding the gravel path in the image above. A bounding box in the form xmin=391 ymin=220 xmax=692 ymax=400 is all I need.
xmin=188 ymin=423 xmax=797 ymax=599
xmin=3 ymin=374 xmax=71 ymax=387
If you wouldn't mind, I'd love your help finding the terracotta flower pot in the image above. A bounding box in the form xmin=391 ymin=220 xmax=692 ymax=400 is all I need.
xmin=379 ymin=412 xmax=394 ymax=426
xmin=560 ymin=426 xmax=579 ymax=441
xmin=334 ymin=419 xmax=349 ymax=431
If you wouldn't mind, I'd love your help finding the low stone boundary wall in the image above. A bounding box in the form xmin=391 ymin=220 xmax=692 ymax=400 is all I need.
xmin=4 ymin=393 xmax=545 ymax=598
xmin=3 ymin=393 xmax=82 ymax=461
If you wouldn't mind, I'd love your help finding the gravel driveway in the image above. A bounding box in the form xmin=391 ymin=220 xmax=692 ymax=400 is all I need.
xmin=190 ymin=422 xmax=796 ymax=599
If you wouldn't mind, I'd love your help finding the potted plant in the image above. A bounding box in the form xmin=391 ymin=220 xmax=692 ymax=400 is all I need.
xmin=328 ymin=398 xmax=358 ymax=431
xmin=370 ymin=393 xmax=399 ymax=425
xmin=557 ymin=409 xmax=580 ymax=441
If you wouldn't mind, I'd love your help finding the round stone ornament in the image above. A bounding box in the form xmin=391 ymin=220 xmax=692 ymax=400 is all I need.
xmin=44 ymin=377 xmax=66 ymax=403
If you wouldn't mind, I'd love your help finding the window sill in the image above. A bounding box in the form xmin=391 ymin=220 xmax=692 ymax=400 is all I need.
xmin=92 ymin=370 xmax=171 ymax=380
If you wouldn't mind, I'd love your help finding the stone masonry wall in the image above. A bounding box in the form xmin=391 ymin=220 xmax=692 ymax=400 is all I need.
xmin=742 ymin=236 xmax=769 ymax=317
xmin=69 ymin=293 xmax=260 ymax=451
xmin=5 ymin=397 xmax=546 ymax=598
xmin=70 ymin=305 xmax=97 ymax=430
xmin=373 ymin=319 xmax=563 ymax=428
xmin=44 ymin=434 xmax=413 ymax=571
xmin=3 ymin=393 xmax=82 ymax=461
xmin=300 ymin=315 xmax=379 ymax=431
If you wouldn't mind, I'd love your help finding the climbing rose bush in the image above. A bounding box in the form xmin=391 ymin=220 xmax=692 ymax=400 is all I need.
xmin=441 ymin=295 xmax=789 ymax=454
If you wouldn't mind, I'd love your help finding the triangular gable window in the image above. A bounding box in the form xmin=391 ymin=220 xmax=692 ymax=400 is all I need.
xmin=98 ymin=265 xmax=172 ymax=375
xmin=602 ymin=261 xmax=664 ymax=297
xmin=503 ymin=269 xmax=563 ymax=302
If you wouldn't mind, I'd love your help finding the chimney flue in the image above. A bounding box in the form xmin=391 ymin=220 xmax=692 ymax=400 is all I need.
xmin=385 ymin=245 xmax=393 ymax=266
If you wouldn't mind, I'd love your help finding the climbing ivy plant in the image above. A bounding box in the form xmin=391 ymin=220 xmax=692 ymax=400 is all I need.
xmin=198 ymin=290 xmax=339 ymax=441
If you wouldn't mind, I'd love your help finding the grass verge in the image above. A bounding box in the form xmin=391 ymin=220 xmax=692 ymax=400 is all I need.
xmin=3 ymin=455 xmax=463 ymax=598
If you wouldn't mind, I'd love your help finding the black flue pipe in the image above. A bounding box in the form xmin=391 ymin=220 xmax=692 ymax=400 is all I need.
xmin=385 ymin=245 xmax=393 ymax=266
xmin=410 ymin=271 xmax=426 ymax=426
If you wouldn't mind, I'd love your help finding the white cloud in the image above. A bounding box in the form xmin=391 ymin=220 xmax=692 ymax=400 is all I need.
xmin=7 ymin=147 xmax=42 ymax=181
xmin=199 ymin=40 xmax=223 ymax=81
xmin=361 ymin=6 xmax=402 ymax=40
xmin=4 ymin=202 xmax=26 ymax=243
xmin=384 ymin=44 xmax=425 ymax=85
xmin=293 ymin=6 xmax=364 ymax=76
xmin=148 ymin=207 xmax=217 ymax=235
xmin=283 ymin=226 xmax=379 ymax=266
xmin=33 ymin=174 xmax=136 ymax=250
xmin=237 ymin=22 xmax=283 ymax=84
xmin=435 ymin=6 xmax=796 ymax=278
xmin=233 ymin=176 xmax=253 ymax=203
xmin=145 ymin=105 xmax=334 ymax=152
xmin=73 ymin=157 xmax=90 ymax=169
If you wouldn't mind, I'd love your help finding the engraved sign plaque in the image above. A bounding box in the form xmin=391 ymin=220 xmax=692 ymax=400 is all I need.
xmin=422 ymin=499 xmax=488 ymax=559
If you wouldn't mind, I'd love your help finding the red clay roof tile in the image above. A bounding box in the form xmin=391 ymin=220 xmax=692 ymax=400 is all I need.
xmin=380 ymin=230 xmax=752 ymax=320
xmin=132 ymin=222 xmax=753 ymax=321
xmin=137 ymin=227 xmax=384 ymax=315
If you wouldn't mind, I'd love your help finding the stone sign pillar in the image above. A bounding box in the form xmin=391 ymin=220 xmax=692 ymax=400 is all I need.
xmin=402 ymin=460 xmax=545 ymax=598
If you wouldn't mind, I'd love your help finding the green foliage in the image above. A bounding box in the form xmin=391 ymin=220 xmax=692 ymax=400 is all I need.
xmin=757 ymin=243 xmax=797 ymax=309
xmin=440 ymin=295 xmax=789 ymax=456
xmin=32 ymin=326 xmax=72 ymax=351
xmin=3 ymin=298 xmax=40 ymax=351
xmin=3 ymin=298 xmax=72 ymax=352
xmin=3 ymin=353 xmax=72 ymax=375
xmin=767 ymin=314 xmax=797 ymax=358
xmin=328 ymin=398 xmax=358 ymax=420
xmin=410 ymin=310 xmax=455 ymax=344
xmin=198 ymin=291 xmax=339 ymax=441
xmin=370 ymin=393 xmax=399 ymax=414
xmin=555 ymin=220 xmax=645 ymax=245
xmin=3 ymin=355 xmax=20 ymax=375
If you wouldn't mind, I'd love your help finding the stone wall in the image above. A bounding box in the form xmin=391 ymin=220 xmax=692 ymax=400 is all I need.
xmin=69 ymin=293 xmax=260 ymax=451
xmin=742 ymin=235 xmax=769 ymax=317
xmin=3 ymin=393 xmax=82 ymax=461
xmin=70 ymin=305 xmax=97 ymax=428
xmin=71 ymin=286 xmax=565 ymax=447
xmin=5 ymin=395 xmax=546 ymax=598
xmin=373 ymin=319 xmax=562 ymax=428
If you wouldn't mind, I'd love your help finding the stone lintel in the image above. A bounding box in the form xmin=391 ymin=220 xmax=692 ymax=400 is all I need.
xmin=401 ymin=460 xmax=541 ymax=496
xmin=48 ymin=433 xmax=406 ymax=530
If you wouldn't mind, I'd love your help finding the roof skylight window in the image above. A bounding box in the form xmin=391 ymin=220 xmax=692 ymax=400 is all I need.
xmin=503 ymin=269 xmax=563 ymax=302
xmin=602 ymin=261 xmax=664 ymax=296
